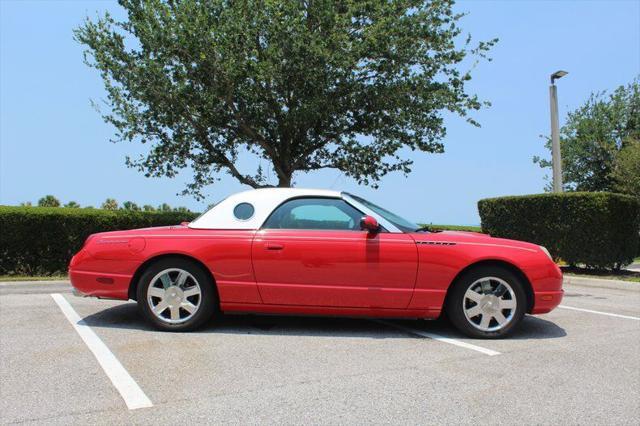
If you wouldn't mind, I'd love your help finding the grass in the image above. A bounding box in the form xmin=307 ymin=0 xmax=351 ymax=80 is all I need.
xmin=561 ymin=266 xmax=640 ymax=283
xmin=0 ymin=275 xmax=68 ymax=282
xmin=421 ymin=224 xmax=483 ymax=233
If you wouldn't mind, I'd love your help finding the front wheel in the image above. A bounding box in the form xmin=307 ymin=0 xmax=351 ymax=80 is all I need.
xmin=446 ymin=266 xmax=527 ymax=339
xmin=137 ymin=258 xmax=216 ymax=331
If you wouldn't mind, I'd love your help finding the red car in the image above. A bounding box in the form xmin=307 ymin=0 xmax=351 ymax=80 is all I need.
xmin=69 ymin=188 xmax=563 ymax=338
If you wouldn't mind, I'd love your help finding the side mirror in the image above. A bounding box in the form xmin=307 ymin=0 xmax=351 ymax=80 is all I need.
xmin=360 ymin=215 xmax=380 ymax=233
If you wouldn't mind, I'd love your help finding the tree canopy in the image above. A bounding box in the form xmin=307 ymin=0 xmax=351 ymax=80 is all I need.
xmin=612 ymin=140 xmax=640 ymax=200
xmin=76 ymin=0 xmax=495 ymax=197
xmin=101 ymin=198 xmax=119 ymax=210
xmin=38 ymin=195 xmax=61 ymax=208
xmin=122 ymin=201 xmax=141 ymax=211
xmin=535 ymin=77 xmax=639 ymax=197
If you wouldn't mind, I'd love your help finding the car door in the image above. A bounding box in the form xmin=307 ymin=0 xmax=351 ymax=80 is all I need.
xmin=251 ymin=197 xmax=418 ymax=309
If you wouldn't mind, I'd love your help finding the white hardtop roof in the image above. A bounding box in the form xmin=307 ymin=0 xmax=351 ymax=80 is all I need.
xmin=189 ymin=188 xmax=343 ymax=230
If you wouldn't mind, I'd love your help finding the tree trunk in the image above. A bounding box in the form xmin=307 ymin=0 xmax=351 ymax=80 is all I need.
xmin=277 ymin=173 xmax=292 ymax=187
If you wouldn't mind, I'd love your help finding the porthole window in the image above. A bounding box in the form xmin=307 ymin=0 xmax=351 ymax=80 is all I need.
xmin=233 ymin=202 xmax=255 ymax=221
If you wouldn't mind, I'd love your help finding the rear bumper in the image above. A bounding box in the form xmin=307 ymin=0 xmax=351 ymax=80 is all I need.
xmin=69 ymin=248 xmax=138 ymax=300
xmin=72 ymin=287 xmax=89 ymax=297
xmin=69 ymin=268 xmax=132 ymax=300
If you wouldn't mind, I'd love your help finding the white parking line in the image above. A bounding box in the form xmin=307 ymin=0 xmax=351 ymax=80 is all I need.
xmin=558 ymin=305 xmax=640 ymax=321
xmin=375 ymin=320 xmax=501 ymax=356
xmin=51 ymin=293 xmax=153 ymax=410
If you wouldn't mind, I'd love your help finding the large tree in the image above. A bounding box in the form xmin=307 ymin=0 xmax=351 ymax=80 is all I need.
xmin=535 ymin=78 xmax=639 ymax=194
xmin=76 ymin=0 xmax=495 ymax=197
xmin=612 ymin=140 xmax=640 ymax=200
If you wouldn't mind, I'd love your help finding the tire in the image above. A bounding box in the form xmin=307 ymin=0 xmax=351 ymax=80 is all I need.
xmin=446 ymin=265 xmax=527 ymax=339
xmin=136 ymin=257 xmax=217 ymax=331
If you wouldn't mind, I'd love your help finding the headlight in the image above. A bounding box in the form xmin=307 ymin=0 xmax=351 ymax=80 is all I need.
xmin=539 ymin=246 xmax=553 ymax=260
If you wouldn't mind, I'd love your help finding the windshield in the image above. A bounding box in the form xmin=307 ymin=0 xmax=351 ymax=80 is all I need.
xmin=345 ymin=193 xmax=419 ymax=233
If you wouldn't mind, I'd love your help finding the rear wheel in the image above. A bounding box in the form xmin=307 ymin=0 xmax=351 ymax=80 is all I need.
xmin=137 ymin=258 xmax=216 ymax=331
xmin=446 ymin=266 xmax=527 ymax=339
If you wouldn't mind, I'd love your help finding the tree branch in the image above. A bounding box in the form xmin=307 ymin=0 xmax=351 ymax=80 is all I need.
xmin=214 ymin=151 xmax=272 ymax=188
xmin=182 ymin=105 xmax=271 ymax=189
xmin=222 ymin=89 xmax=289 ymax=182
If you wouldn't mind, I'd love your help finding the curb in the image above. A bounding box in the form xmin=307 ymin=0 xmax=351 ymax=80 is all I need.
xmin=0 ymin=280 xmax=72 ymax=295
xmin=563 ymin=275 xmax=640 ymax=292
xmin=0 ymin=280 xmax=70 ymax=286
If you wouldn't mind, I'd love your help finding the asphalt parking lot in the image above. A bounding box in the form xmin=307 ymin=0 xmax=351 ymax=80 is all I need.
xmin=1 ymin=279 xmax=639 ymax=425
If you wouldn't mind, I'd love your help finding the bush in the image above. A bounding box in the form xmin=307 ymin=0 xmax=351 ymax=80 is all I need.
xmin=0 ymin=206 xmax=199 ymax=276
xmin=478 ymin=192 xmax=640 ymax=270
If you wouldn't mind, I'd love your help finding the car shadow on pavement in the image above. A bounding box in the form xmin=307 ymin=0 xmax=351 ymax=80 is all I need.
xmin=402 ymin=315 xmax=567 ymax=340
xmin=510 ymin=315 xmax=567 ymax=339
xmin=80 ymin=302 xmax=566 ymax=340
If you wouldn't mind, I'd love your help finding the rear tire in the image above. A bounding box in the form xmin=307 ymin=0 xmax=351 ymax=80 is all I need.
xmin=446 ymin=265 xmax=526 ymax=339
xmin=136 ymin=258 xmax=216 ymax=331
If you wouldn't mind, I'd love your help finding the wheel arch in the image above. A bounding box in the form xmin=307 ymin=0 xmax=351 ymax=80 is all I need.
xmin=128 ymin=253 xmax=218 ymax=302
xmin=444 ymin=259 xmax=534 ymax=314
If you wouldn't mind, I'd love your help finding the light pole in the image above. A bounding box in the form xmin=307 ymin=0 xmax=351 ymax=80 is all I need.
xmin=549 ymin=70 xmax=568 ymax=193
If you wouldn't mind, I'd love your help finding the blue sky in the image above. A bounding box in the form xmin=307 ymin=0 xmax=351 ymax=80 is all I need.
xmin=1 ymin=0 xmax=639 ymax=225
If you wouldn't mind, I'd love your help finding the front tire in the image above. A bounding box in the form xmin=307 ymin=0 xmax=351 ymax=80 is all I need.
xmin=446 ymin=265 xmax=527 ymax=339
xmin=136 ymin=258 xmax=216 ymax=331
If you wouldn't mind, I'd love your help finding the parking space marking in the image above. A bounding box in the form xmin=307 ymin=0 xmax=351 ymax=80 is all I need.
xmin=51 ymin=293 xmax=153 ymax=410
xmin=375 ymin=320 xmax=501 ymax=356
xmin=559 ymin=305 xmax=640 ymax=321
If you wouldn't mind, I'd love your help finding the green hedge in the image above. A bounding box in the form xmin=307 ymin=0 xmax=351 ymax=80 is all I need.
xmin=0 ymin=206 xmax=199 ymax=276
xmin=478 ymin=192 xmax=640 ymax=270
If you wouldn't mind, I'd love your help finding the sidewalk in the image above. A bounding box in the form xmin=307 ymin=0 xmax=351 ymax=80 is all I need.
xmin=563 ymin=274 xmax=639 ymax=292
xmin=626 ymin=263 xmax=640 ymax=273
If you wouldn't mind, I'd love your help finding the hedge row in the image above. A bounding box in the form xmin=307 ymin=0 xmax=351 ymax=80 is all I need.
xmin=478 ymin=192 xmax=640 ymax=270
xmin=0 ymin=206 xmax=199 ymax=275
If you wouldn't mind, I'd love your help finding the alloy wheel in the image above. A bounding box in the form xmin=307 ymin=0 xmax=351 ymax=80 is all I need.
xmin=462 ymin=276 xmax=517 ymax=332
xmin=146 ymin=268 xmax=202 ymax=324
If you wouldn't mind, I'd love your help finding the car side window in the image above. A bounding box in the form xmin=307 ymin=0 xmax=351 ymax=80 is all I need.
xmin=262 ymin=198 xmax=364 ymax=230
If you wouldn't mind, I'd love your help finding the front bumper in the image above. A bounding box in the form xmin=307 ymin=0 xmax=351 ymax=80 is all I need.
xmin=531 ymin=289 xmax=564 ymax=314
xmin=526 ymin=259 xmax=564 ymax=314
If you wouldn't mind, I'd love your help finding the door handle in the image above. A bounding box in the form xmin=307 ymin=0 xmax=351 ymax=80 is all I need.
xmin=266 ymin=243 xmax=284 ymax=250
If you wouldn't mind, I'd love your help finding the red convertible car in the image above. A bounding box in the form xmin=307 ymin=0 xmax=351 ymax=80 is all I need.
xmin=69 ymin=188 xmax=563 ymax=338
